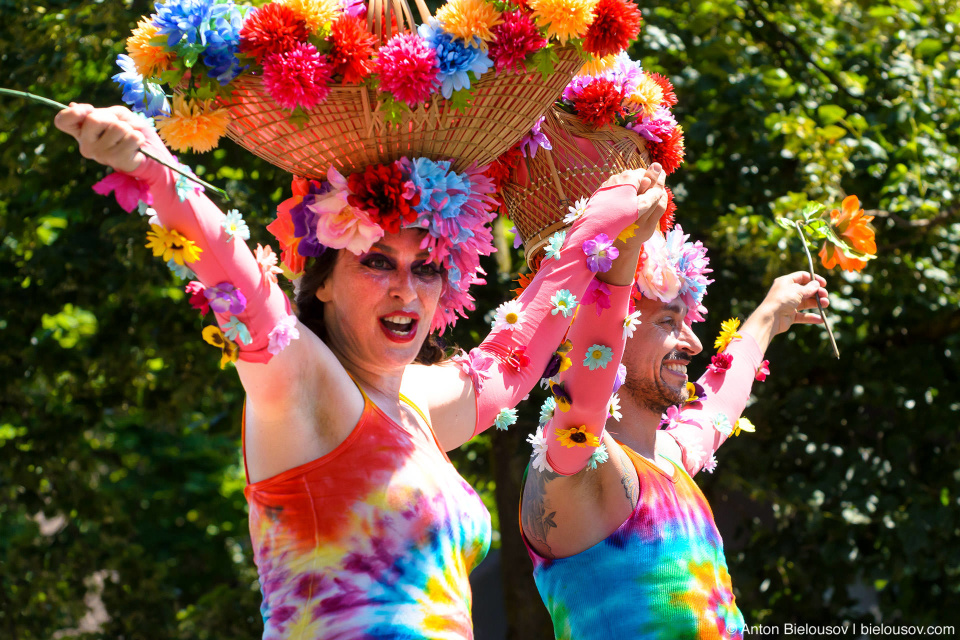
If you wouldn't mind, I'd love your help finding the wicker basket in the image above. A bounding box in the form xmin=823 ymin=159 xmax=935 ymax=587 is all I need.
xmin=218 ymin=0 xmax=584 ymax=178
xmin=502 ymin=106 xmax=651 ymax=268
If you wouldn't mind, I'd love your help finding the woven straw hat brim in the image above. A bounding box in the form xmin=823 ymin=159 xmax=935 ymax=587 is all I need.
xmin=502 ymin=106 xmax=651 ymax=269
xmin=220 ymin=48 xmax=583 ymax=180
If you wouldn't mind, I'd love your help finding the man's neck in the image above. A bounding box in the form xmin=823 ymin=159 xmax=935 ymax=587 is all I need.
xmin=610 ymin=390 xmax=664 ymax=459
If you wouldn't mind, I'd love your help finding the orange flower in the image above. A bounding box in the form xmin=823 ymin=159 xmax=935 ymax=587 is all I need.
xmin=155 ymin=96 xmax=231 ymax=153
xmin=512 ymin=271 xmax=535 ymax=297
xmin=127 ymin=19 xmax=174 ymax=77
xmin=266 ymin=198 xmax=307 ymax=277
xmin=818 ymin=195 xmax=876 ymax=272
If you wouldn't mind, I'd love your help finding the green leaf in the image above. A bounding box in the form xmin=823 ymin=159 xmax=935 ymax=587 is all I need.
xmin=914 ymin=38 xmax=943 ymax=58
xmin=776 ymin=217 xmax=796 ymax=230
xmin=818 ymin=125 xmax=847 ymax=141
xmin=528 ymin=47 xmax=559 ymax=81
xmin=801 ymin=202 xmax=826 ymax=220
xmin=448 ymin=87 xmax=474 ymax=113
xmin=817 ymin=105 xmax=847 ymax=125
xmin=379 ymin=94 xmax=409 ymax=125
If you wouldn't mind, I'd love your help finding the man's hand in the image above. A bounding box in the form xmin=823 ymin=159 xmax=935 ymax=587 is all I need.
xmin=596 ymin=163 xmax=668 ymax=286
xmin=54 ymin=103 xmax=147 ymax=173
xmin=741 ymin=271 xmax=830 ymax=351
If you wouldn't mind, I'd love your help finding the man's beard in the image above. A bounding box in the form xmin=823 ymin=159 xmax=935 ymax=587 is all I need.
xmin=623 ymin=351 xmax=690 ymax=415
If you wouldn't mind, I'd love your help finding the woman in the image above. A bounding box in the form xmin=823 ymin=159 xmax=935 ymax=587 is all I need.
xmin=54 ymin=102 xmax=668 ymax=638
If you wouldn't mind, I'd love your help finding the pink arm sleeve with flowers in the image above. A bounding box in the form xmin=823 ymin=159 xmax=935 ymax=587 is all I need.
xmin=662 ymin=334 xmax=764 ymax=476
xmin=125 ymin=133 xmax=294 ymax=363
xmin=543 ymin=283 xmax=633 ymax=476
xmin=458 ymin=183 xmax=641 ymax=435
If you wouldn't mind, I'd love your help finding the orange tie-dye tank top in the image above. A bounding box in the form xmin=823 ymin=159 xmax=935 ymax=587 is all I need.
xmin=243 ymin=389 xmax=492 ymax=639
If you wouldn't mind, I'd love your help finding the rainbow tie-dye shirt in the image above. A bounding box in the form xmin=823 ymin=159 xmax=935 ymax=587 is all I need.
xmin=244 ymin=395 xmax=492 ymax=639
xmin=526 ymin=445 xmax=745 ymax=640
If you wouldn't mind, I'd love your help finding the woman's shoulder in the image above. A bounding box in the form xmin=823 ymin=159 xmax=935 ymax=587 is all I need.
xmin=401 ymin=360 xmax=477 ymax=451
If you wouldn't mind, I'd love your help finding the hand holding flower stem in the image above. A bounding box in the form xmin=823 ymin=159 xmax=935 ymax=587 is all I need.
xmin=792 ymin=220 xmax=839 ymax=358
xmin=0 ymin=88 xmax=228 ymax=200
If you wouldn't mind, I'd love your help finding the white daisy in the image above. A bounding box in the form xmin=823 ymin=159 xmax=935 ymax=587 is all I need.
xmin=562 ymin=197 xmax=589 ymax=225
xmin=608 ymin=393 xmax=622 ymax=422
xmin=527 ymin=427 xmax=553 ymax=473
xmin=702 ymin=454 xmax=719 ymax=474
xmin=492 ymin=299 xmax=526 ymax=332
xmin=622 ymin=309 xmax=642 ymax=340
xmin=712 ymin=413 xmax=734 ymax=437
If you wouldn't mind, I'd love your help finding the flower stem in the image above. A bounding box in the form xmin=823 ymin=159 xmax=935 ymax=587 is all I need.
xmin=793 ymin=220 xmax=840 ymax=359
xmin=0 ymin=88 xmax=229 ymax=201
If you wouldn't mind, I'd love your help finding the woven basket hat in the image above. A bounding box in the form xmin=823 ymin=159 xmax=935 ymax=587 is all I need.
xmin=502 ymin=106 xmax=650 ymax=268
xmin=220 ymin=0 xmax=583 ymax=178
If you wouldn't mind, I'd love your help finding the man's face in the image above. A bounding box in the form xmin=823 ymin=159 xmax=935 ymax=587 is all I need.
xmin=621 ymin=296 xmax=704 ymax=415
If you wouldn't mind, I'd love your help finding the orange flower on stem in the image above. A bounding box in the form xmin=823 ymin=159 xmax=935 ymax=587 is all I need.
xmin=818 ymin=195 xmax=876 ymax=272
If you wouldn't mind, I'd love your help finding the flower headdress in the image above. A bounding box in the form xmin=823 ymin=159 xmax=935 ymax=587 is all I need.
xmin=267 ymin=157 xmax=499 ymax=333
xmin=633 ymin=225 xmax=712 ymax=324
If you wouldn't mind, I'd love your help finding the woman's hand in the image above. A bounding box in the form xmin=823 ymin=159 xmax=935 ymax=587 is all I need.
xmin=54 ymin=103 xmax=147 ymax=173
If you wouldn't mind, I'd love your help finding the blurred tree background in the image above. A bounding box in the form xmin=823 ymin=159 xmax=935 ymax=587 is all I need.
xmin=1 ymin=0 xmax=958 ymax=638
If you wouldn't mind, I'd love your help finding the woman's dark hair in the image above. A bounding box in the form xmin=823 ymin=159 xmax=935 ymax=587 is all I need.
xmin=294 ymin=249 xmax=449 ymax=365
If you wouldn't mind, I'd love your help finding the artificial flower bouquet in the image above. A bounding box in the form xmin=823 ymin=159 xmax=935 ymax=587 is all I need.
xmin=116 ymin=0 xmax=644 ymax=160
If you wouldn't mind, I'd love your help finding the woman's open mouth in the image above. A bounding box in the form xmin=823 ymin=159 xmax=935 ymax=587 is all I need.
xmin=379 ymin=313 xmax=419 ymax=343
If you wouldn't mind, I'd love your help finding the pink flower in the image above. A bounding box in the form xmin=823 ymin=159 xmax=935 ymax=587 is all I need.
xmin=262 ymin=42 xmax=333 ymax=110
xmin=635 ymin=233 xmax=682 ymax=302
xmin=755 ymin=359 xmax=770 ymax=382
xmin=660 ymin=404 xmax=684 ymax=429
xmin=582 ymin=279 xmax=612 ymax=316
xmin=488 ymin=10 xmax=546 ymax=74
xmin=453 ymin=348 xmax=496 ymax=390
xmin=268 ymin=315 xmax=300 ymax=356
xmin=701 ymin=454 xmax=718 ymax=474
xmin=185 ymin=281 xmax=209 ymax=315
xmin=92 ymin=172 xmax=152 ymax=212
xmin=255 ymin=244 xmax=284 ymax=284
xmin=315 ymin=205 xmax=385 ymax=254
xmin=707 ymin=351 xmax=733 ymax=374
xmin=582 ymin=233 xmax=619 ymax=272
xmin=504 ymin=346 xmax=530 ymax=372
xmin=375 ymin=33 xmax=440 ymax=106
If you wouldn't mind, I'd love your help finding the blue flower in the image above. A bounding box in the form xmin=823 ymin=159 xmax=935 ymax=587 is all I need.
xmin=223 ymin=316 xmax=252 ymax=345
xmin=494 ymin=407 xmax=518 ymax=431
xmin=550 ymin=289 xmax=578 ymax=317
xmin=153 ymin=0 xmax=233 ymax=50
xmin=539 ymin=397 xmax=557 ymax=425
xmin=166 ymin=258 xmax=196 ymax=280
xmin=113 ymin=55 xmax=169 ymax=117
xmin=583 ymin=344 xmax=614 ymax=370
xmin=202 ymin=4 xmax=248 ymax=85
xmin=587 ymin=443 xmax=609 ymax=469
xmin=403 ymin=157 xmax=473 ymax=241
xmin=221 ymin=209 xmax=250 ymax=242
xmin=418 ymin=20 xmax=493 ymax=99
xmin=544 ymin=230 xmax=566 ymax=261
xmin=174 ymin=165 xmax=204 ymax=201
xmin=712 ymin=413 xmax=734 ymax=437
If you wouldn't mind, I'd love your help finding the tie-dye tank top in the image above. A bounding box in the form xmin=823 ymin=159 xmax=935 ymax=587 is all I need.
xmin=243 ymin=389 xmax=492 ymax=639
xmin=525 ymin=444 xmax=745 ymax=640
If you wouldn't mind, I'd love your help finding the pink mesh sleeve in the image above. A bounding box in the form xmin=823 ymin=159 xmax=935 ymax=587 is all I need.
xmin=126 ymin=131 xmax=293 ymax=364
xmin=543 ymin=283 xmax=632 ymax=476
xmin=662 ymin=334 xmax=764 ymax=476
xmin=463 ymin=183 xmax=642 ymax=435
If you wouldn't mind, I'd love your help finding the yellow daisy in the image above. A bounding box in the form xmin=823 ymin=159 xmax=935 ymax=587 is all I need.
xmin=578 ymin=53 xmax=618 ymax=77
xmin=733 ymin=417 xmax=756 ymax=437
xmin=625 ymin=73 xmax=665 ymax=117
xmin=127 ymin=18 xmax=174 ymax=78
xmin=145 ymin=224 xmax=203 ymax=265
xmin=435 ymin=0 xmax=503 ymax=50
xmin=528 ymin=0 xmax=599 ymax=45
xmin=555 ymin=425 xmax=601 ymax=448
xmin=714 ymin=317 xmax=742 ymax=353
xmin=155 ymin=96 xmax=231 ymax=153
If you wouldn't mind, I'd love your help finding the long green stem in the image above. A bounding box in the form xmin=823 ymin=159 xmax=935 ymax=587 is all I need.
xmin=794 ymin=220 xmax=840 ymax=359
xmin=0 ymin=88 xmax=229 ymax=200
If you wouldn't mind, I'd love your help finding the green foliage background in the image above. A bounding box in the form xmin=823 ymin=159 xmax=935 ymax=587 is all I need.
xmin=1 ymin=0 xmax=958 ymax=638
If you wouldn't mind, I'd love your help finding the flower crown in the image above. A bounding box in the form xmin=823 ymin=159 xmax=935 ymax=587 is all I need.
xmin=267 ymin=156 xmax=498 ymax=333
xmin=115 ymin=0 xmax=642 ymax=153
xmin=633 ymin=225 xmax=712 ymax=323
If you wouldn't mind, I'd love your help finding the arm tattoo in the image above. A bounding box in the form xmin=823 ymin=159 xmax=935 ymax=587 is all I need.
xmin=522 ymin=467 xmax=560 ymax=556
xmin=618 ymin=449 xmax=639 ymax=508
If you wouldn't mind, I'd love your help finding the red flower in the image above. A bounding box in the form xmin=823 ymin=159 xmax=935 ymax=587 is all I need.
xmin=755 ymin=360 xmax=770 ymax=382
xmin=707 ymin=351 xmax=733 ymax=374
xmin=488 ymin=10 xmax=547 ymax=74
xmin=240 ymin=3 xmax=310 ymax=63
xmin=185 ymin=281 xmax=210 ymax=315
xmin=262 ymin=43 xmax=333 ymax=110
xmin=505 ymin=346 xmax=531 ymax=372
xmin=659 ymin=185 xmax=676 ymax=232
xmin=573 ymin=78 xmax=625 ymax=128
xmin=648 ymin=72 xmax=678 ymax=108
xmin=347 ymin=163 xmax=421 ymax=233
xmin=584 ymin=0 xmax=643 ymax=58
xmin=486 ymin=144 xmax=523 ymax=212
xmin=647 ymin=125 xmax=685 ymax=174
xmin=328 ymin=14 xmax=377 ymax=84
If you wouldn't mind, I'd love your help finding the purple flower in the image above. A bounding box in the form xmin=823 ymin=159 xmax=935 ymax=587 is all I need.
xmin=268 ymin=315 xmax=300 ymax=356
xmin=612 ymin=363 xmax=627 ymax=394
xmin=582 ymin=233 xmax=619 ymax=273
xmin=204 ymin=282 xmax=247 ymax=314
xmin=520 ymin=116 xmax=552 ymax=158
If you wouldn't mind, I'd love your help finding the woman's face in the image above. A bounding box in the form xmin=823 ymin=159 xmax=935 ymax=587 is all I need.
xmin=316 ymin=228 xmax=443 ymax=374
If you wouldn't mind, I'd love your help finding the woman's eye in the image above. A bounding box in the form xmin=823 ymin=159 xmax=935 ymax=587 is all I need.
xmin=415 ymin=262 xmax=441 ymax=277
xmin=364 ymin=255 xmax=392 ymax=269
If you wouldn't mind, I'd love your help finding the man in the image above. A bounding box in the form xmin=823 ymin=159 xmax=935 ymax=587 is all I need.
xmin=520 ymin=226 xmax=829 ymax=639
